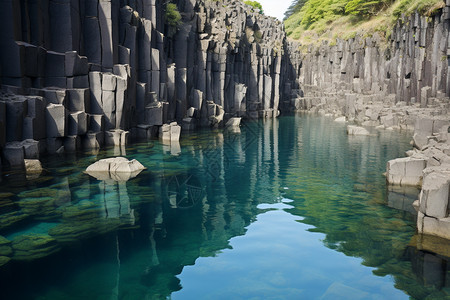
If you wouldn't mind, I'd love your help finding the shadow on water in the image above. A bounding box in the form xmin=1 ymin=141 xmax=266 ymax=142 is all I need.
xmin=0 ymin=113 xmax=449 ymax=299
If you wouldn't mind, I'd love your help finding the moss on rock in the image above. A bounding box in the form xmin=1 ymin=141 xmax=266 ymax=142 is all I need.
xmin=12 ymin=234 xmax=61 ymax=261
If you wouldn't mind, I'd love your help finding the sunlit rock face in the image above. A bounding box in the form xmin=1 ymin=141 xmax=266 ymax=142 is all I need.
xmin=286 ymin=8 xmax=450 ymax=127
xmin=0 ymin=0 xmax=298 ymax=165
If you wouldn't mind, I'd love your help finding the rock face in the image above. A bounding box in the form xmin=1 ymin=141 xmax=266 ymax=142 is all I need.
xmin=85 ymin=157 xmax=145 ymax=181
xmin=0 ymin=0 xmax=296 ymax=163
xmin=286 ymin=8 xmax=450 ymax=129
xmin=285 ymin=5 xmax=450 ymax=241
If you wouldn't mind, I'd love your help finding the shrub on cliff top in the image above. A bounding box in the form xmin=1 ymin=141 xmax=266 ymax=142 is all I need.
xmin=284 ymin=0 xmax=444 ymax=46
xmin=244 ymin=1 xmax=264 ymax=14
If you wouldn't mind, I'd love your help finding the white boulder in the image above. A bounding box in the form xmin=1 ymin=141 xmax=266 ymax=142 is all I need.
xmin=85 ymin=157 xmax=145 ymax=181
xmin=347 ymin=125 xmax=370 ymax=136
xmin=334 ymin=116 xmax=346 ymax=123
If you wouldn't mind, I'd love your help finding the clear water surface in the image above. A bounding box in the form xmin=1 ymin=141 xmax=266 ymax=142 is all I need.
xmin=0 ymin=114 xmax=449 ymax=299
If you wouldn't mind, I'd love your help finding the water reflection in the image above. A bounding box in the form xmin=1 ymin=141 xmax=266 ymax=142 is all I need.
xmin=0 ymin=114 xmax=448 ymax=299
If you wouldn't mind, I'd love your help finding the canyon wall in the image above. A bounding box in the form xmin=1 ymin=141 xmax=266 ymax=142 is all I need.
xmin=0 ymin=0 xmax=298 ymax=166
xmin=286 ymin=6 xmax=450 ymax=243
xmin=288 ymin=5 xmax=450 ymax=118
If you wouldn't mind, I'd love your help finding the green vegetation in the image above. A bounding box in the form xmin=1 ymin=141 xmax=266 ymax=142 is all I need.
xmin=284 ymin=0 xmax=444 ymax=46
xmin=165 ymin=2 xmax=182 ymax=27
xmin=244 ymin=1 xmax=264 ymax=14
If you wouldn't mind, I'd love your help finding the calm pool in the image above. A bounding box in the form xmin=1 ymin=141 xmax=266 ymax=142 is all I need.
xmin=0 ymin=113 xmax=448 ymax=299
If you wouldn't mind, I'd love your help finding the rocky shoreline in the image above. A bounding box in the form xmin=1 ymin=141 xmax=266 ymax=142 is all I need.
xmin=294 ymin=93 xmax=450 ymax=243
xmin=0 ymin=0 xmax=299 ymax=169
xmin=285 ymin=3 xmax=450 ymax=242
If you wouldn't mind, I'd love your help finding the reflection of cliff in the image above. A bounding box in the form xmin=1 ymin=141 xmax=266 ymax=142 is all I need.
xmin=0 ymin=116 xmax=284 ymax=298
xmin=2 ymin=114 xmax=446 ymax=298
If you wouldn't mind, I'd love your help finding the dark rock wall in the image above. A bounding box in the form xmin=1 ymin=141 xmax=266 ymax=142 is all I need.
xmin=0 ymin=0 xmax=297 ymax=164
xmin=288 ymin=5 xmax=450 ymax=112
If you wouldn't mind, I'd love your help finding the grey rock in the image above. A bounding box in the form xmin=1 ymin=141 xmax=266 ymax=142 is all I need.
xmin=145 ymin=102 xmax=163 ymax=126
xmin=67 ymin=89 xmax=90 ymax=112
xmin=68 ymin=111 xmax=87 ymax=136
xmin=65 ymin=51 xmax=89 ymax=77
xmin=89 ymin=72 xmax=103 ymax=114
xmin=45 ymin=51 xmax=65 ymax=78
xmin=3 ymin=142 xmax=24 ymax=167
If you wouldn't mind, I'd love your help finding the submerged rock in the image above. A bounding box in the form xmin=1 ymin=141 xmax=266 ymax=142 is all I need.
xmin=0 ymin=256 xmax=11 ymax=267
xmin=60 ymin=201 xmax=102 ymax=221
xmin=85 ymin=157 xmax=146 ymax=181
xmin=410 ymin=234 xmax=450 ymax=258
xmin=12 ymin=234 xmax=61 ymax=261
xmin=49 ymin=219 xmax=121 ymax=243
xmin=17 ymin=196 xmax=61 ymax=221
xmin=0 ymin=211 xmax=29 ymax=231
xmin=17 ymin=187 xmax=69 ymax=220
xmin=0 ymin=236 xmax=12 ymax=257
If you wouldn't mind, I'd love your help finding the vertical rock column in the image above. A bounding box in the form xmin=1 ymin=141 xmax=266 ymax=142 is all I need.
xmin=99 ymin=0 xmax=117 ymax=71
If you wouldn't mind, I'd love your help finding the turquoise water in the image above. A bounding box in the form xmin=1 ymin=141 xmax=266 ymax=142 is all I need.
xmin=0 ymin=114 xmax=449 ymax=299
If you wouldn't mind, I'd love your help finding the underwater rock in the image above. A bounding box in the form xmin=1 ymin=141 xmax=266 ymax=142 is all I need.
xmin=17 ymin=187 xmax=69 ymax=220
xmin=17 ymin=196 xmax=61 ymax=221
xmin=85 ymin=157 xmax=146 ymax=181
xmin=60 ymin=201 xmax=102 ymax=221
xmin=49 ymin=219 xmax=121 ymax=243
xmin=410 ymin=234 xmax=450 ymax=258
xmin=0 ymin=256 xmax=11 ymax=267
xmin=12 ymin=234 xmax=61 ymax=261
xmin=0 ymin=236 xmax=12 ymax=257
xmin=0 ymin=197 xmax=15 ymax=214
xmin=387 ymin=185 xmax=420 ymax=215
xmin=0 ymin=211 xmax=29 ymax=231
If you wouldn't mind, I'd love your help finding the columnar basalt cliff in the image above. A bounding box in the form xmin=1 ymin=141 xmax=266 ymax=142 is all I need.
xmin=288 ymin=8 xmax=450 ymax=123
xmin=0 ymin=0 xmax=298 ymax=167
xmin=286 ymin=6 xmax=450 ymax=243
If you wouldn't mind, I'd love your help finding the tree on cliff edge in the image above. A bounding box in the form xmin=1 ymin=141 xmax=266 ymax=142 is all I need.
xmin=244 ymin=1 xmax=264 ymax=14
